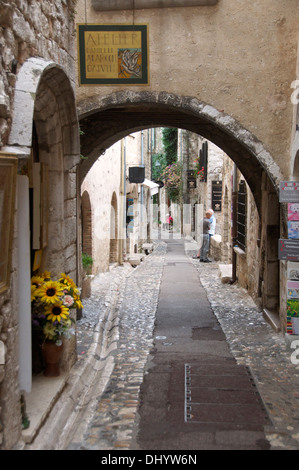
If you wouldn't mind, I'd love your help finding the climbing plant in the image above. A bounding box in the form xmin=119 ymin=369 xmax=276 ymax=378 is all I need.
xmin=162 ymin=128 xmax=178 ymax=166
xmin=160 ymin=162 xmax=183 ymax=203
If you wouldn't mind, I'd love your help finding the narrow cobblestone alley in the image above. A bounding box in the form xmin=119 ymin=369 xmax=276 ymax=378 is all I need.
xmin=130 ymin=239 xmax=272 ymax=450
xmin=26 ymin=239 xmax=299 ymax=451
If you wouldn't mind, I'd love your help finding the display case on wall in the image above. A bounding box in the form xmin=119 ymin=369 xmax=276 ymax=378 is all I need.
xmin=0 ymin=154 xmax=17 ymax=293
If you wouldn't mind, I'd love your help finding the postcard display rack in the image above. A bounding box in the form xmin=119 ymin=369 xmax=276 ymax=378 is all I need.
xmin=279 ymin=182 xmax=299 ymax=335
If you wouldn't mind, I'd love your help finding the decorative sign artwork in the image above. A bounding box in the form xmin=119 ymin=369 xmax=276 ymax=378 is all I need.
xmin=288 ymin=221 xmax=299 ymax=239
xmin=77 ymin=24 xmax=149 ymax=85
xmin=282 ymin=192 xmax=299 ymax=335
xmin=211 ymin=180 xmax=222 ymax=212
xmin=286 ymin=263 xmax=299 ymax=335
xmin=287 ymin=262 xmax=299 ymax=281
xmin=279 ymin=181 xmax=299 ymax=203
xmin=279 ymin=239 xmax=299 ymax=261
xmin=288 ymin=203 xmax=299 ymax=239
xmin=288 ymin=203 xmax=299 ymax=220
xmin=187 ymin=170 xmax=197 ymax=189
xmin=287 ymin=283 xmax=299 ymax=334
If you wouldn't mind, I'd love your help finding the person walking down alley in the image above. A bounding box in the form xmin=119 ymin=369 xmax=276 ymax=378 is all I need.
xmin=165 ymin=213 xmax=173 ymax=230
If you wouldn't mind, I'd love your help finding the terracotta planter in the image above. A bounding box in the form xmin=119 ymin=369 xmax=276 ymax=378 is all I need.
xmin=42 ymin=340 xmax=63 ymax=377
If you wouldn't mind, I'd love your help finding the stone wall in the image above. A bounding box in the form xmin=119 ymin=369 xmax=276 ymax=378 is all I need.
xmin=221 ymin=155 xmax=261 ymax=302
xmin=81 ymin=140 xmax=122 ymax=273
xmin=0 ymin=0 xmax=78 ymax=450
xmin=80 ymin=130 xmax=152 ymax=274
xmin=0 ymin=0 xmax=77 ymax=147
xmin=75 ymin=0 xmax=298 ymax=180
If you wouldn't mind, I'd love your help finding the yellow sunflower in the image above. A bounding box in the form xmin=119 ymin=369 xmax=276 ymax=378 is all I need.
xmin=73 ymin=292 xmax=83 ymax=310
xmin=36 ymin=280 xmax=64 ymax=304
xmin=41 ymin=271 xmax=51 ymax=280
xmin=31 ymin=284 xmax=38 ymax=301
xmin=31 ymin=275 xmax=44 ymax=288
xmin=45 ymin=302 xmax=70 ymax=323
xmin=59 ymin=273 xmax=78 ymax=290
xmin=43 ymin=322 xmax=57 ymax=340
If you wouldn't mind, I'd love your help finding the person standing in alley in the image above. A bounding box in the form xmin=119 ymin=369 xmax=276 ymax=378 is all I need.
xmin=200 ymin=211 xmax=212 ymax=262
xmin=193 ymin=210 xmax=213 ymax=261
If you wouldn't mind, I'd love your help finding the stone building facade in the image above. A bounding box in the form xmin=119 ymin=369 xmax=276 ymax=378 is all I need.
xmin=0 ymin=0 xmax=298 ymax=451
xmin=80 ymin=129 xmax=155 ymax=276
xmin=177 ymin=130 xmax=261 ymax=303
xmin=75 ymin=0 xmax=299 ymax=334
xmin=0 ymin=0 xmax=80 ymax=450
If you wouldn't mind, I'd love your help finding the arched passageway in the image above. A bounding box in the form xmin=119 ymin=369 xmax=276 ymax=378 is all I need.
xmin=7 ymin=57 xmax=81 ymax=391
xmin=78 ymin=92 xmax=282 ymax=211
xmin=77 ymin=91 xmax=282 ymax=321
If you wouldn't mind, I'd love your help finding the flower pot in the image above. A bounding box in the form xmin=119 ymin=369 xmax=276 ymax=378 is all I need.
xmin=42 ymin=340 xmax=63 ymax=377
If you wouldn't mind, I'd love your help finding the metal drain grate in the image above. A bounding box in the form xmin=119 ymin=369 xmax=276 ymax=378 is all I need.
xmin=184 ymin=363 xmax=192 ymax=422
xmin=184 ymin=363 xmax=271 ymax=426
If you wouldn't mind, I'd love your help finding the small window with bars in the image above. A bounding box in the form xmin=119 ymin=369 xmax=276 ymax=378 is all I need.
xmin=236 ymin=180 xmax=247 ymax=251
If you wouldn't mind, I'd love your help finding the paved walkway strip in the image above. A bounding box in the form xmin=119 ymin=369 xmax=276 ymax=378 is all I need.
xmin=132 ymin=239 xmax=272 ymax=450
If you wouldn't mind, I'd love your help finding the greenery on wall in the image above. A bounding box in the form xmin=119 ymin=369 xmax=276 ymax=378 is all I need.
xmin=162 ymin=128 xmax=178 ymax=166
xmin=160 ymin=162 xmax=182 ymax=203
xmin=151 ymin=152 xmax=167 ymax=181
xmin=151 ymin=127 xmax=182 ymax=202
xmin=82 ymin=252 xmax=93 ymax=275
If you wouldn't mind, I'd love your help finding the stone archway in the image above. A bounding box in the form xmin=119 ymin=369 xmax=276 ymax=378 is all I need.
xmin=78 ymin=91 xmax=283 ymax=211
xmin=77 ymin=90 xmax=282 ymax=322
xmin=8 ymin=57 xmax=81 ymax=276
xmin=7 ymin=57 xmax=81 ymax=388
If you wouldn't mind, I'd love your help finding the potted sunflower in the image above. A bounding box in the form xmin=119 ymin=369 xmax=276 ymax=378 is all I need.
xmin=31 ymin=272 xmax=83 ymax=376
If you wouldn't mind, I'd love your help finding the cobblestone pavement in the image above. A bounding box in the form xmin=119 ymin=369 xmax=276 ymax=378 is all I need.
xmin=196 ymin=261 xmax=299 ymax=450
xmin=65 ymin=242 xmax=165 ymax=449
xmin=66 ymin=239 xmax=299 ymax=450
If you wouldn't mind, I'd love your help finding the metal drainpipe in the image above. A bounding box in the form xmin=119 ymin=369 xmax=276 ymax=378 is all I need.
xmin=91 ymin=0 xmax=218 ymax=10
xmin=119 ymin=138 xmax=127 ymax=265
xmin=231 ymin=164 xmax=237 ymax=283
xmin=141 ymin=130 xmax=144 ymax=229
xmin=123 ymin=138 xmax=127 ymax=261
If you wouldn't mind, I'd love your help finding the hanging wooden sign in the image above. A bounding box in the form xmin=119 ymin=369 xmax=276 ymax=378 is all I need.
xmin=279 ymin=239 xmax=299 ymax=261
xmin=77 ymin=24 xmax=149 ymax=85
xmin=279 ymin=181 xmax=299 ymax=203
xmin=212 ymin=180 xmax=222 ymax=212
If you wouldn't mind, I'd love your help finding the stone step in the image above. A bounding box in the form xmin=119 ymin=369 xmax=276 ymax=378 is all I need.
xmin=126 ymin=254 xmax=145 ymax=266
xmin=142 ymin=243 xmax=154 ymax=254
xmin=219 ymin=264 xmax=232 ymax=283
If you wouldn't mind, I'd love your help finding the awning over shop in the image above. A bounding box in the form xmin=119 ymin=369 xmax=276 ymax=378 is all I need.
xmin=141 ymin=179 xmax=160 ymax=196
